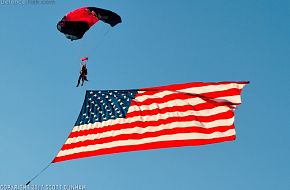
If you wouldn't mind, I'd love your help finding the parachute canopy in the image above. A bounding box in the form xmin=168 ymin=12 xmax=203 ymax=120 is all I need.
xmin=57 ymin=7 xmax=122 ymax=41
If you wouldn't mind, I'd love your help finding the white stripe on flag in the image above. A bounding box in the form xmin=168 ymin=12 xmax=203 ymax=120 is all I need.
xmin=57 ymin=129 xmax=236 ymax=157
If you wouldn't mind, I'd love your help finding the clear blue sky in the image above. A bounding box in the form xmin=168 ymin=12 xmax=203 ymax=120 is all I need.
xmin=0 ymin=0 xmax=289 ymax=189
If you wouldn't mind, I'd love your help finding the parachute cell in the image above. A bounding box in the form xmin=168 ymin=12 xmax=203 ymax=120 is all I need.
xmin=57 ymin=7 xmax=122 ymax=41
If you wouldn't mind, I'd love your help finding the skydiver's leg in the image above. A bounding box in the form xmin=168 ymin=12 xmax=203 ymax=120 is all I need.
xmin=77 ymin=75 xmax=82 ymax=87
xmin=81 ymin=75 xmax=85 ymax=86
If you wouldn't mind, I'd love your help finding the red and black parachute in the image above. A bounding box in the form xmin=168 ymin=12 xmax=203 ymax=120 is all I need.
xmin=57 ymin=7 xmax=122 ymax=41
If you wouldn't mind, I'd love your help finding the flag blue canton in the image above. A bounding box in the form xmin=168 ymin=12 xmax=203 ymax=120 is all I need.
xmin=75 ymin=90 xmax=138 ymax=126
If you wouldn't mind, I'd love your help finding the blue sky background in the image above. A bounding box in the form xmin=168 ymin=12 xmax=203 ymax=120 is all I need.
xmin=0 ymin=0 xmax=289 ymax=189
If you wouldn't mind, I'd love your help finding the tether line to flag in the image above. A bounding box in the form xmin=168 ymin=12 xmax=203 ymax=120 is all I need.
xmin=25 ymin=162 xmax=52 ymax=185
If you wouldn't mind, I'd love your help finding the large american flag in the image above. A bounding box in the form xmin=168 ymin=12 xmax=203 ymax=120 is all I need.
xmin=53 ymin=81 xmax=248 ymax=163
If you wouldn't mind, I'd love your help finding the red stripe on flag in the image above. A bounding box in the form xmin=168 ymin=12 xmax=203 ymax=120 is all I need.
xmin=141 ymin=81 xmax=249 ymax=91
xmin=126 ymin=104 xmax=232 ymax=118
xmin=53 ymin=136 xmax=236 ymax=163
xmin=62 ymin=125 xmax=235 ymax=150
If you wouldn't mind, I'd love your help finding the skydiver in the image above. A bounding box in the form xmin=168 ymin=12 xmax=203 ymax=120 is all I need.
xmin=76 ymin=62 xmax=88 ymax=87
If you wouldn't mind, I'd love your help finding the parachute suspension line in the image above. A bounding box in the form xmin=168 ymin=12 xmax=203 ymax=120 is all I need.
xmin=93 ymin=27 xmax=113 ymax=52
xmin=79 ymin=26 xmax=101 ymax=57
xmin=79 ymin=38 xmax=88 ymax=58
xmin=78 ymin=27 xmax=112 ymax=58
xmin=26 ymin=162 xmax=52 ymax=186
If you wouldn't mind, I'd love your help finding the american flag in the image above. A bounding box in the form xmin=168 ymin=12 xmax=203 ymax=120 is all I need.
xmin=53 ymin=81 xmax=248 ymax=163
